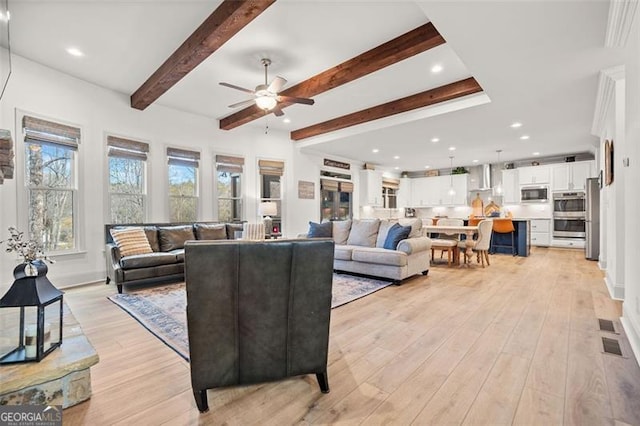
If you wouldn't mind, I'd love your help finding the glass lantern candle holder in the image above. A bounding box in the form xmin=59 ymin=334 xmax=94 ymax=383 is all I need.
xmin=0 ymin=260 xmax=63 ymax=364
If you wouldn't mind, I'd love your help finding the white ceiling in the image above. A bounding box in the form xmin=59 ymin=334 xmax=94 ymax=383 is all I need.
xmin=8 ymin=0 xmax=629 ymax=172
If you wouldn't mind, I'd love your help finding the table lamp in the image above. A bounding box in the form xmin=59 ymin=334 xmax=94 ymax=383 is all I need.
xmin=258 ymin=202 xmax=278 ymax=236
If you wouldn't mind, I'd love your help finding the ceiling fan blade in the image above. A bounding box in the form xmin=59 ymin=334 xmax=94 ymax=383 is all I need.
xmin=228 ymin=99 xmax=256 ymax=109
xmin=219 ymin=82 xmax=255 ymax=94
xmin=268 ymin=76 xmax=287 ymax=93
xmin=277 ymin=95 xmax=315 ymax=106
xmin=272 ymin=106 xmax=285 ymax=117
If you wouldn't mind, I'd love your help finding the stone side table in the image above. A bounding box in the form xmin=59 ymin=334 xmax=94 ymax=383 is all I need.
xmin=0 ymin=303 xmax=99 ymax=408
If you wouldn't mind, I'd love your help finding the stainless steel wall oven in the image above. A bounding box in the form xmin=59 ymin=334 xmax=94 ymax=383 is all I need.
xmin=553 ymin=191 xmax=586 ymax=239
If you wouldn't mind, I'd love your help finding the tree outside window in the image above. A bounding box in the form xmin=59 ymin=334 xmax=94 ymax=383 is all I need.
xmin=216 ymin=155 xmax=244 ymax=222
xmin=107 ymin=136 xmax=149 ymax=224
xmin=23 ymin=115 xmax=80 ymax=252
xmin=167 ymin=147 xmax=199 ymax=222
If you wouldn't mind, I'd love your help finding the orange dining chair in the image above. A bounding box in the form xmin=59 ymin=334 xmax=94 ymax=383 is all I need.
xmin=468 ymin=216 xmax=482 ymax=227
xmin=491 ymin=218 xmax=516 ymax=256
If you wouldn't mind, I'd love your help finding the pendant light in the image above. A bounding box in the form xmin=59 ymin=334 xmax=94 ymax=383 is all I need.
xmin=494 ymin=149 xmax=503 ymax=196
xmin=448 ymin=156 xmax=456 ymax=196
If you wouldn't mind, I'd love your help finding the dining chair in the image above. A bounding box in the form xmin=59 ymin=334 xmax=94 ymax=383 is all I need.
xmin=430 ymin=218 xmax=464 ymax=266
xmin=458 ymin=219 xmax=493 ymax=267
xmin=242 ymin=222 xmax=266 ymax=240
xmin=491 ymin=218 xmax=516 ymax=256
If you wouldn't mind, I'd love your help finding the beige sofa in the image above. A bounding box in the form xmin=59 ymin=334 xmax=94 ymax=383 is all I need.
xmin=327 ymin=218 xmax=431 ymax=283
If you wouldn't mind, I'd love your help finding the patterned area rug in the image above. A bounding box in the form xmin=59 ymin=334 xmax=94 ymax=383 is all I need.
xmin=108 ymin=273 xmax=391 ymax=361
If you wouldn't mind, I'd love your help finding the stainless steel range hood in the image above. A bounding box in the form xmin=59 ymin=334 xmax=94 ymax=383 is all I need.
xmin=469 ymin=164 xmax=493 ymax=191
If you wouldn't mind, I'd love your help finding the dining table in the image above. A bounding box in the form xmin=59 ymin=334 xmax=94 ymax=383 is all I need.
xmin=423 ymin=225 xmax=479 ymax=266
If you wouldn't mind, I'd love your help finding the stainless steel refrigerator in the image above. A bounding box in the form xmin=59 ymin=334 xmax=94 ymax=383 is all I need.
xmin=585 ymin=177 xmax=600 ymax=260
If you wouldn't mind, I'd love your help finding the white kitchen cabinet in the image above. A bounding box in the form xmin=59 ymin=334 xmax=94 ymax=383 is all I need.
xmin=410 ymin=175 xmax=468 ymax=206
xmin=359 ymin=170 xmax=383 ymax=206
xmin=530 ymin=219 xmax=551 ymax=246
xmin=502 ymin=169 xmax=519 ymax=204
xmin=397 ymin=177 xmax=412 ymax=208
xmin=552 ymin=161 xmax=593 ymax=191
xmin=518 ymin=165 xmax=550 ymax=185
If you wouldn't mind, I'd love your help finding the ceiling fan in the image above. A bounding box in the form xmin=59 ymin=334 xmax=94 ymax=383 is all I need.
xmin=219 ymin=58 xmax=314 ymax=116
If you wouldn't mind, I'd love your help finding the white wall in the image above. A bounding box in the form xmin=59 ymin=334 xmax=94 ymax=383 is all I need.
xmin=621 ymin=14 xmax=640 ymax=362
xmin=0 ymin=54 xmax=296 ymax=291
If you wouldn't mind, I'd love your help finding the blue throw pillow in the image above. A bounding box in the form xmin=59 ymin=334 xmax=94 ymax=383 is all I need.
xmin=383 ymin=223 xmax=412 ymax=250
xmin=308 ymin=221 xmax=332 ymax=238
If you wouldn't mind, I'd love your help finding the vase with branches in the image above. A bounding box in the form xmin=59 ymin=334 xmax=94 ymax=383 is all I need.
xmin=1 ymin=227 xmax=55 ymax=266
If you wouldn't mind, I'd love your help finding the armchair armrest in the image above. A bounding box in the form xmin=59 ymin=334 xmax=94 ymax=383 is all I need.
xmin=397 ymin=236 xmax=432 ymax=255
xmin=105 ymin=243 xmax=124 ymax=284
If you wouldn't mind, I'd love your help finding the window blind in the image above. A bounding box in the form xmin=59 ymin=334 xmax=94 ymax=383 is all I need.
xmin=340 ymin=181 xmax=354 ymax=192
xmin=167 ymin=147 xmax=200 ymax=168
xmin=23 ymin=115 xmax=81 ymax=149
xmin=107 ymin=135 xmax=149 ymax=160
xmin=382 ymin=177 xmax=400 ymax=190
xmin=258 ymin=159 xmax=284 ymax=176
xmin=320 ymin=178 xmax=339 ymax=191
xmin=216 ymin=154 xmax=244 ymax=174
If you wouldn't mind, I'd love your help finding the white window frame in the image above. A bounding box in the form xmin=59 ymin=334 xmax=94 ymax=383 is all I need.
xmin=16 ymin=110 xmax=84 ymax=256
xmin=167 ymin=146 xmax=200 ymax=222
xmin=106 ymin=134 xmax=149 ymax=224
xmin=215 ymin=154 xmax=245 ymax=222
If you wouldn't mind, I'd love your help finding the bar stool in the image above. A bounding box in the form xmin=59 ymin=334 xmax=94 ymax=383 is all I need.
xmin=491 ymin=218 xmax=516 ymax=256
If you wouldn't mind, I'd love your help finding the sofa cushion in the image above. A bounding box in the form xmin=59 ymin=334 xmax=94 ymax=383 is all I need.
xmin=332 ymin=220 xmax=352 ymax=245
xmin=334 ymin=245 xmax=359 ymax=261
xmin=110 ymin=227 xmax=153 ymax=257
xmin=144 ymin=226 xmax=160 ymax=252
xmin=383 ymin=223 xmax=412 ymax=250
xmin=346 ymin=219 xmax=380 ymax=247
xmin=375 ymin=220 xmax=395 ymax=248
xmin=398 ymin=218 xmax=423 ymax=238
xmin=351 ymin=247 xmax=408 ymax=267
xmin=158 ymin=225 xmax=195 ymax=251
xmin=194 ymin=223 xmax=227 ymax=240
xmin=308 ymin=221 xmax=332 ymax=238
xmin=170 ymin=249 xmax=185 ymax=263
xmin=120 ymin=252 xmax=179 ymax=269
xmin=226 ymin=223 xmax=244 ymax=240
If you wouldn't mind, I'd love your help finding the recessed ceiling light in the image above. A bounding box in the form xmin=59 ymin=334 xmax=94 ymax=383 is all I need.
xmin=431 ymin=137 xmax=439 ymax=143
xmin=424 ymin=165 xmax=430 ymax=169
xmin=66 ymin=47 xmax=84 ymax=57
xmin=520 ymin=135 xmax=530 ymax=140
xmin=472 ymin=159 xmax=479 ymax=163
xmin=510 ymin=122 xmax=522 ymax=128
xmin=448 ymin=146 xmax=456 ymax=151
xmin=394 ymin=166 xmax=400 ymax=170
xmin=393 ymin=155 xmax=400 ymax=160
xmin=372 ymin=148 xmax=379 ymax=153
xmin=431 ymin=64 xmax=443 ymax=73
xmin=283 ymin=118 xmax=291 ymax=124
xmin=532 ymin=152 xmax=540 ymax=156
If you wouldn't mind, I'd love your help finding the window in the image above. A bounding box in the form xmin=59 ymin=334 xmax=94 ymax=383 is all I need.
xmin=107 ymin=136 xmax=149 ymax=224
xmin=167 ymin=147 xmax=199 ymax=222
xmin=22 ymin=115 xmax=80 ymax=252
xmin=258 ymin=159 xmax=284 ymax=233
xmin=382 ymin=177 xmax=399 ymax=209
xmin=216 ymin=155 xmax=244 ymax=222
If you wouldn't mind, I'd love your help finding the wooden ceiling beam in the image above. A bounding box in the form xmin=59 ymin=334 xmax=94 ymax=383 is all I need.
xmin=290 ymin=77 xmax=483 ymax=141
xmin=131 ymin=0 xmax=276 ymax=110
xmin=219 ymin=22 xmax=446 ymax=130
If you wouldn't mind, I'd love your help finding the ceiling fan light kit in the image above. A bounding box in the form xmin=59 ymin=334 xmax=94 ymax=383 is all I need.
xmin=220 ymin=58 xmax=314 ymax=115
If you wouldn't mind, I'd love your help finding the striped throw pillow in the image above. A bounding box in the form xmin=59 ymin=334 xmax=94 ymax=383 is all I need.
xmin=110 ymin=227 xmax=153 ymax=257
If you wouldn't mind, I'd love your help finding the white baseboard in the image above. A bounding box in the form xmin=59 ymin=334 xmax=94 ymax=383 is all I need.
xmin=621 ymin=307 xmax=640 ymax=368
xmin=604 ymin=274 xmax=625 ymax=300
xmin=598 ymin=260 xmax=606 ymax=270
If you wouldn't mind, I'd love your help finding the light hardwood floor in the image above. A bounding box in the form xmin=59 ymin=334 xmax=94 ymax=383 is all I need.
xmin=62 ymin=248 xmax=640 ymax=425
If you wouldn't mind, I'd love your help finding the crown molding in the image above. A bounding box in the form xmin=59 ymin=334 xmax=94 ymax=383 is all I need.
xmin=605 ymin=0 xmax=639 ymax=47
xmin=592 ymin=65 xmax=626 ymax=137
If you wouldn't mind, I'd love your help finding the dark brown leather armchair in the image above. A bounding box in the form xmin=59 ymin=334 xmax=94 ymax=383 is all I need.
xmin=184 ymin=238 xmax=335 ymax=413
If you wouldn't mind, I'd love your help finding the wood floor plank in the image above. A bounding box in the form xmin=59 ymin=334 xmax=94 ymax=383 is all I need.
xmin=55 ymin=248 xmax=640 ymax=425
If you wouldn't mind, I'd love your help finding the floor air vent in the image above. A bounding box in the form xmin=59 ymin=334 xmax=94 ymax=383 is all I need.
xmin=598 ymin=318 xmax=616 ymax=333
xmin=602 ymin=337 xmax=623 ymax=356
